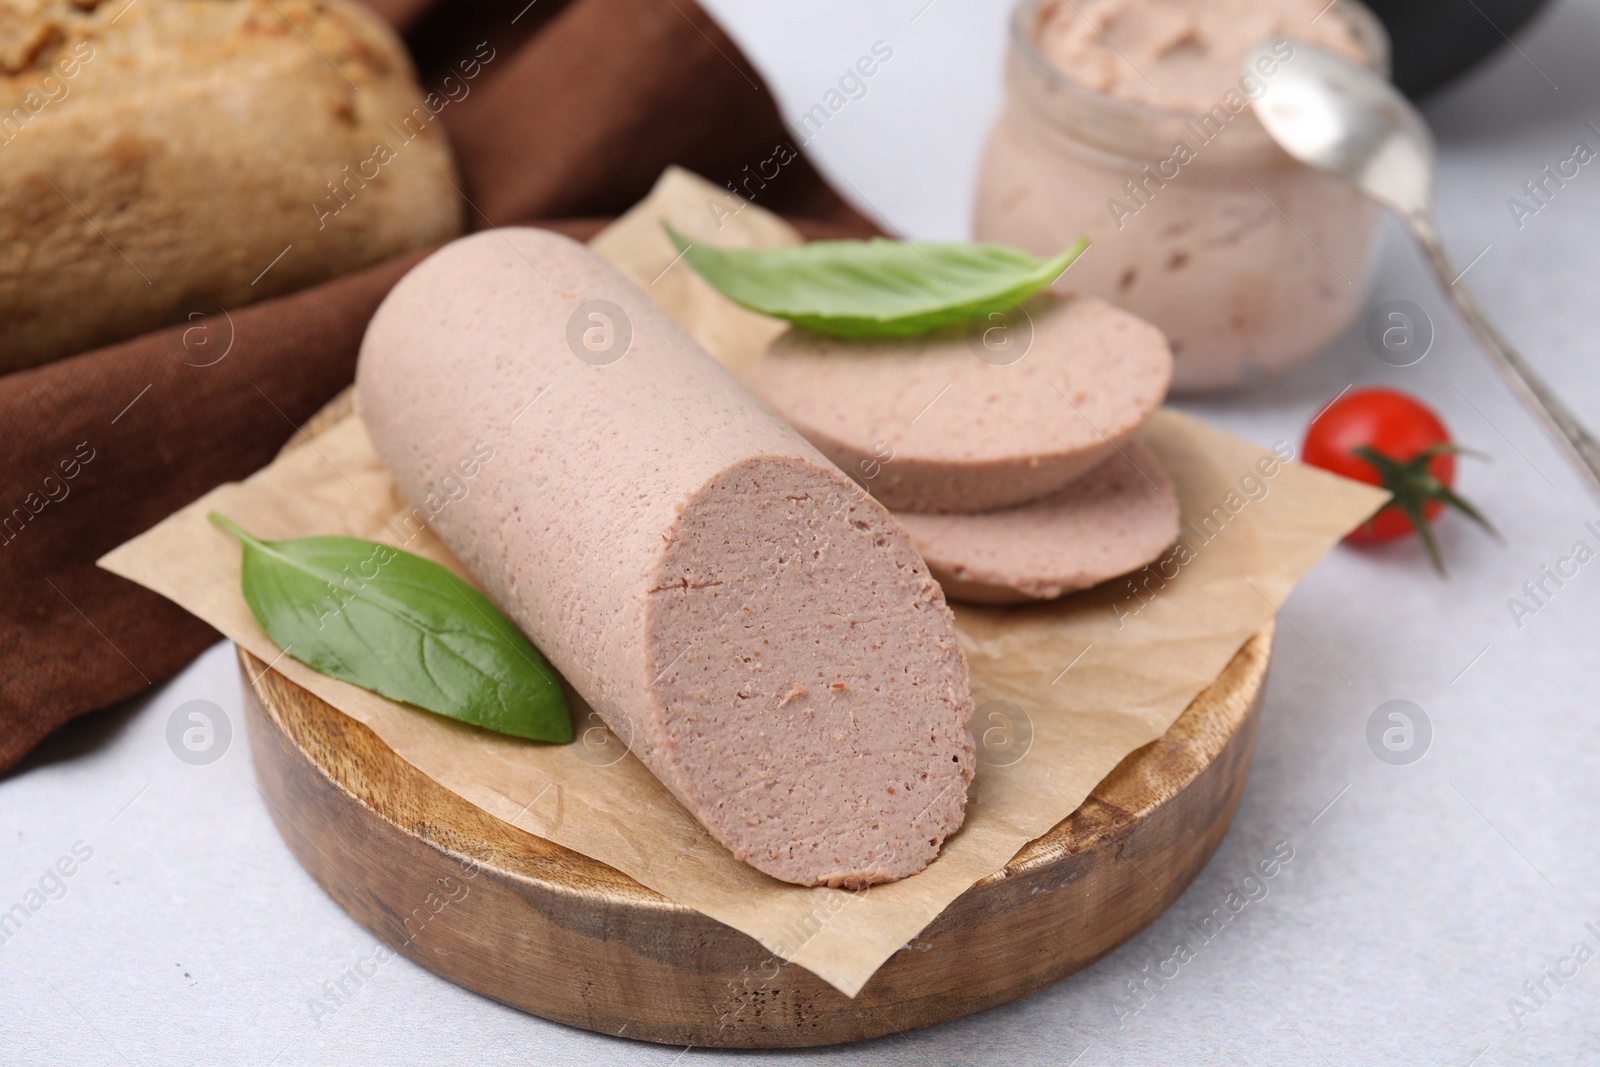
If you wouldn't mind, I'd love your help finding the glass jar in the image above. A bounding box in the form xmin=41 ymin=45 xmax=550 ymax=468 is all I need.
xmin=974 ymin=0 xmax=1390 ymax=391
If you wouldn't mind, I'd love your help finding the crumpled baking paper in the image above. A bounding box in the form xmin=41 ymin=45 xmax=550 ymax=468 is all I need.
xmin=101 ymin=167 xmax=1387 ymax=997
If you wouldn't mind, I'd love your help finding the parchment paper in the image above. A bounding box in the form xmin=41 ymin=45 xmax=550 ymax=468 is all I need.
xmin=99 ymin=168 xmax=1388 ymax=997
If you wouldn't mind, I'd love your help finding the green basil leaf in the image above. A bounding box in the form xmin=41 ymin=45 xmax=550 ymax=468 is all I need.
xmin=665 ymin=225 xmax=1087 ymax=337
xmin=212 ymin=513 xmax=571 ymax=743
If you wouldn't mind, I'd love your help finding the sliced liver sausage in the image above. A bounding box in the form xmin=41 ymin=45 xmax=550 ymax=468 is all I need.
xmin=897 ymin=441 xmax=1179 ymax=605
xmin=356 ymin=229 xmax=974 ymax=888
xmin=742 ymin=293 xmax=1173 ymax=513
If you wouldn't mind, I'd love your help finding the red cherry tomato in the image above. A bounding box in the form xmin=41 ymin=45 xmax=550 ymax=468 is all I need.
xmin=1302 ymin=388 xmax=1456 ymax=542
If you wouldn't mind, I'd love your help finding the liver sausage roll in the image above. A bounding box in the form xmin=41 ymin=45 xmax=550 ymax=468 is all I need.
xmin=897 ymin=442 xmax=1179 ymax=605
xmin=356 ymin=229 xmax=975 ymax=888
xmin=742 ymin=294 xmax=1173 ymax=513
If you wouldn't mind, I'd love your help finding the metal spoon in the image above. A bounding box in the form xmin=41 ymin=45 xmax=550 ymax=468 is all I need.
xmin=1246 ymin=41 xmax=1600 ymax=503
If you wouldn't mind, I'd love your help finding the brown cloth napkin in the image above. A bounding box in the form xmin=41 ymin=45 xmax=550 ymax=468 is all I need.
xmin=0 ymin=0 xmax=874 ymax=773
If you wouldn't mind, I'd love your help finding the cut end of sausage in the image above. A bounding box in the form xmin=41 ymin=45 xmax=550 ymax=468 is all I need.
xmin=743 ymin=293 xmax=1174 ymax=513
xmin=898 ymin=441 xmax=1180 ymax=605
xmin=645 ymin=454 xmax=976 ymax=887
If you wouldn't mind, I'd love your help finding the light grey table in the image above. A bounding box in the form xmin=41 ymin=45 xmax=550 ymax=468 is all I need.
xmin=5 ymin=2 xmax=1598 ymax=1063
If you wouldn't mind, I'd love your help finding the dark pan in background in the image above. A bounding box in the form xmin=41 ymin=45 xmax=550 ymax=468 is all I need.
xmin=1365 ymin=0 xmax=1553 ymax=97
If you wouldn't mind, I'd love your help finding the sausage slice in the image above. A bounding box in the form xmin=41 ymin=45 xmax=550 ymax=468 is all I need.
xmin=897 ymin=441 xmax=1180 ymax=604
xmin=743 ymin=294 xmax=1173 ymax=513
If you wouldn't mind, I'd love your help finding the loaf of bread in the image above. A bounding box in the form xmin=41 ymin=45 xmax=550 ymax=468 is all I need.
xmin=0 ymin=0 xmax=462 ymax=372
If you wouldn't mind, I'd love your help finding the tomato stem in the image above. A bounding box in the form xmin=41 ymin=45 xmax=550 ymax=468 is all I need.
xmin=1350 ymin=444 xmax=1499 ymax=576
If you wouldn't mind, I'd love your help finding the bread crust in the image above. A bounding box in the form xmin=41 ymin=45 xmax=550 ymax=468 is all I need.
xmin=0 ymin=0 xmax=463 ymax=371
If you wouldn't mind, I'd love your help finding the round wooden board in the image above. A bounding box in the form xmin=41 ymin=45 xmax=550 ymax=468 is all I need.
xmin=239 ymin=622 xmax=1271 ymax=1048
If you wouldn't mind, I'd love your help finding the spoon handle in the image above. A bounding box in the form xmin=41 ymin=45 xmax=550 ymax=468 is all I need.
xmin=1412 ymin=224 xmax=1600 ymax=504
